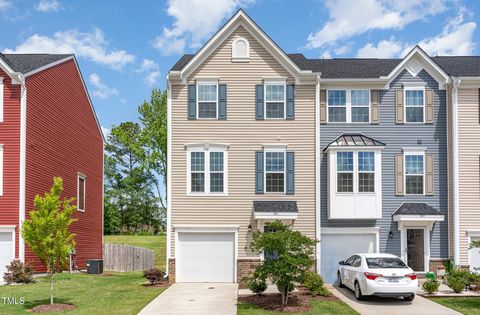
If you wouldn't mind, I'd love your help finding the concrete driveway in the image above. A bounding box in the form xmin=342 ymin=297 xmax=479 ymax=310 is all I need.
xmin=138 ymin=283 xmax=238 ymax=315
xmin=329 ymin=285 xmax=461 ymax=315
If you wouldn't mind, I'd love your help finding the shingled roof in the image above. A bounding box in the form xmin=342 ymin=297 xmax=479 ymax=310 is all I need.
xmin=170 ymin=52 xmax=480 ymax=78
xmin=393 ymin=203 xmax=442 ymax=216
xmin=0 ymin=53 xmax=72 ymax=74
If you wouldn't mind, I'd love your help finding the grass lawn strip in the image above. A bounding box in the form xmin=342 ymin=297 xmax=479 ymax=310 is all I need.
xmin=0 ymin=272 xmax=164 ymax=315
xmin=431 ymin=297 xmax=480 ymax=315
xmin=104 ymin=234 xmax=166 ymax=270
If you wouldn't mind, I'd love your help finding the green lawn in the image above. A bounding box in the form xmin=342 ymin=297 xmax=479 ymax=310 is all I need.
xmin=104 ymin=234 xmax=166 ymax=270
xmin=0 ymin=272 xmax=164 ymax=315
xmin=432 ymin=297 xmax=480 ymax=315
xmin=237 ymin=300 xmax=358 ymax=315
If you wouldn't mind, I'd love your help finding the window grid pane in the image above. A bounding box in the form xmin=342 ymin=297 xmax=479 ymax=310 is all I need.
xmin=266 ymin=152 xmax=285 ymax=172
xmin=198 ymin=102 xmax=217 ymax=118
xmin=328 ymin=90 xmax=346 ymax=106
xmin=405 ymin=155 xmax=423 ymax=174
xmin=266 ymin=103 xmax=285 ymax=118
xmin=265 ymin=84 xmax=285 ymax=102
xmin=210 ymin=173 xmax=224 ymax=192
xmin=405 ymin=90 xmax=424 ymax=122
xmin=337 ymin=173 xmax=353 ymax=192
xmin=191 ymin=152 xmax=205 ymax=172
xmin=337 ymin=152 xmax=353 ymax=172
xmin=358 ymin=173 xmax=374 ymax=192
xmin=406 ymin=175 xmax=423 ymax=194
xmin=358 ymin=152 xmax=375 ymax=172
xmin=406 ymin=107 xmax=423 ymax=122
xmin=266 ymin=173 xmax=285 ymax=192
xmin=351 ymin=90 xmax=369 ymax=106
xmin=329 ymin=107 xmax=346 ymax=122
xmin=209 ymin=152 xmax=224 ymax=193
xmin=405 ymin=90 xmax=424 ymax=106
xmin=191 ymin=173 xmax=205 ymax=192
xmin=198 ymin=84 xmax=217 ymax=102
xmin=351 ymin=107 xmax=369 ymax=122
xmin=210 ymin=152 xmax=224 ymax=172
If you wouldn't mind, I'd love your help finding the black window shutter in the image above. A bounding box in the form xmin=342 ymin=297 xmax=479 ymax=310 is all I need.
xmin=255 ymin=85 xmax=264 ymax=120
xmin=188 ymin=84 xmax=196 ymax=120
xmin=286 ymin=84 xmax=295 ymax=119
xmin=218 ymin=84 xmax=227 ymax=119
xmin=286 ymin=151 xmax=295 ymax=194
xmin=255 ymin=151 xmax=264 ymax=194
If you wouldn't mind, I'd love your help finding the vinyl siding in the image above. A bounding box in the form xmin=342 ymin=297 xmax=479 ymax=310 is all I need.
xmin=25 ymin=60 xmax=103 ymax=271
xmin=320 ymin=69 xmax=449 ymax=259
xmin=170 ymin=26 xmax=316 ymax=258
xmin=0 ymin=68 xmax=21 ymax=259
xmin=456 ymin=88 xmax=480 ymax=264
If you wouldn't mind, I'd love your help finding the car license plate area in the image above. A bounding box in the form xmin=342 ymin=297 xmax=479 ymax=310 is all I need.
xmin=387 ymin=277 xmax=400 ymax=283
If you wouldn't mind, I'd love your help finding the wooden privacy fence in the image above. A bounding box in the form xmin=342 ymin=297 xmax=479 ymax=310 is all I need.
xmin=103 ymin=243 xmax=155 ymax=272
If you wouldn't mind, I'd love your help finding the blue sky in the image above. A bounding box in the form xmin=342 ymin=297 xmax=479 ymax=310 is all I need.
xmin=1 ymin=0 xmax=479 ymax=135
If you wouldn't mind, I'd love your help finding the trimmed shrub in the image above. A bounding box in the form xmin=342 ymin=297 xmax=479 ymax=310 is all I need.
xmin=244 ymin=272 xmax=267 ymax=295
xmin=3 ymin=260 xmax=34 ymax=284
xmin=143 ymin=268 xmax=165 ymax=285
xmin=447 ymin=275 xmax=466 ymax=293
xmin=302 ymin=271 xmax=330 ymax=297
xmin=422 ymin=279 xmax=440 ymax=294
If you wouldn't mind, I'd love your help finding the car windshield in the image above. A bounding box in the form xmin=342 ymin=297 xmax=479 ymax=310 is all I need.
xmin=366 ymin=257 xmax=408 ymax=269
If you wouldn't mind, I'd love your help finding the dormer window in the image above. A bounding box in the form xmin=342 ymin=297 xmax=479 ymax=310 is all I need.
xmin=232 ymin=37 xmax=249 ymax=62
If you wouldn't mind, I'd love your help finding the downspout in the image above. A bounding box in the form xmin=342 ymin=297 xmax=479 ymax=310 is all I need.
xmin=315 ymin=75 xmax=321 ymax=273
xmin=15 ymin=73 xmax=27 ymax=262
xmin=165 ymin=74 xmax=172 ymax=277
xmin=452 ymin=77 xmax=461 ymax=265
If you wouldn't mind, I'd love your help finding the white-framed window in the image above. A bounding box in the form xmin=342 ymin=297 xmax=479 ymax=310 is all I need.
xmin=328 ymin=89 xmax=370 ymax=123
xmin=187 ymin=145 xmax=228 ymax=195
xmin=232 ymin=37 xmax=250 ymax=61
xmin=77 ymin=174 xmax=86 ymax=211
xmin=358 ymin=151 xmax=375 ymax=192
xmin=404 ymin=151 xmax=425 ymax=195
xmin=264 ymin=83 xmax=286 ymax=119
xmin=405 ymin=87 xmax=425 ymax=123
xmin=336 ymin=151 xmax=376 ymax=193
xmin=197 ymin=82 xmax=218 ymax=119
xmin=265 ymin=150 xmax=285 ymax=193
xmin=336 ymin=151 xmax=353 ymax=192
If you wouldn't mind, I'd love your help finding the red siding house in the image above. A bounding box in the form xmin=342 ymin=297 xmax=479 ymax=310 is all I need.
xmin=0 ymin=53 xmax=104 ymax=274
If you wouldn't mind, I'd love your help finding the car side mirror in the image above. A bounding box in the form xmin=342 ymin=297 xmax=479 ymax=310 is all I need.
xmin=339 ymin=260 xmax=345 ymax=266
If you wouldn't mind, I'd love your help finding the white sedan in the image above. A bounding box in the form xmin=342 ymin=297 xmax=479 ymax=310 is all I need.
xmin=337 ymin=253 xmax=418 ymax=301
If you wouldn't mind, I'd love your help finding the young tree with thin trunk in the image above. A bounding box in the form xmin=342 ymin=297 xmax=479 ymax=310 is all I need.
xmin=21 ymin=177 xmax=76 ymax=305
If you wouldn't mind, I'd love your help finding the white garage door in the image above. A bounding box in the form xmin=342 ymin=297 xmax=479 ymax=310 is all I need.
xmin=469 ymin=237 xmax=480 ymax=272
xmin=0 ymin=232 xmax=14 ymax=276
xmin=321 ymin=233 xmax=376 ymax=283
xmin=177 ymin=232 xmax=235 ymax=282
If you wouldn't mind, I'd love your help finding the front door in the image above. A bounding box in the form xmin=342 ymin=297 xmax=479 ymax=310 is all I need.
xmin=407 ymin=229 xmax=425 ymax=271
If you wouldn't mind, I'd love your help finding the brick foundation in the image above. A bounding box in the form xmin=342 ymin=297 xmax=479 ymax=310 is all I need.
xmin=168 ymin=258 xmax=175 ymax=284
xmin=429 ymin=259 xmax=448 ymax=272
xmin=237 ymin=258 xmax=261 ymax=288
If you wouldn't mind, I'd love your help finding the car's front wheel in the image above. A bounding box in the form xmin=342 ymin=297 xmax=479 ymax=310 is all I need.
xmin=337 ymin=272 xmax=345 ymax=288
xmin=404 ymin=294 xmax=415 ymax=302
xmin=354 ymin=281 xmax=364 ymax=300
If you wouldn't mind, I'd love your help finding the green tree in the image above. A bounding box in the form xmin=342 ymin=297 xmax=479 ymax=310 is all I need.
xmin=21 ymin=177 xmax=76 ymax=305
xmin=250 ymin=221 xmax=317 ymax=306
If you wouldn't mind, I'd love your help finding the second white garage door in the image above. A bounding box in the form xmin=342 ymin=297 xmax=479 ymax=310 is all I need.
xmin=321 ymin=232 xmax=377 ymax=283
xmin=0 ymin=231 xmax=14 ymax=277
xmin=177 ymin=232 xmax=235 ymax=283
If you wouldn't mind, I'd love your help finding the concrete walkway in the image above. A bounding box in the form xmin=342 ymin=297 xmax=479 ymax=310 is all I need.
xmin=138 ymin=283 xmax=238 ymax=315
xmin=329 ymin=285 xmax=461 ymax=315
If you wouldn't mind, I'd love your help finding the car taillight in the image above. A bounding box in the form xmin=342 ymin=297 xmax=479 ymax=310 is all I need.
xmin=364 ymin=272 xmax=382 ymax=280
xmin=405 ymin=273 xmax=417 ymax=280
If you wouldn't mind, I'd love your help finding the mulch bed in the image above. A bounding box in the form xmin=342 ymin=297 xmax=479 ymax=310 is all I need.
xmin=239 ymin=288 xmax=338 ymax=313
xmin=29 ymin=303 xmax=76 ymax=313
xmin=142 ymin=280 xmax=170 ymax=288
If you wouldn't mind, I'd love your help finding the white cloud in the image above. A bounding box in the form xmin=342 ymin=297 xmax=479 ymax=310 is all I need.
xmin=153 ymin=0 xmax=255 ymax=55
xmin=137 ymin=58 xmax=161 ymax=86
xmin=411 ymin=9 xmax=476 ymax=56
xmin=307 ymin=0 xmax=447 ymax=51
xmin=0 ymin=0 xmax=11 ymax=11
xmin=36 ymin=0 xmax=61 ymax=12
xmin=89 ymin=73 xmax=119 ymax=99
xmin=4 ymin=28 xmax=134 ymax=70
xmin=101 ymin=126 xmax=111 ymax=138
xmin=357 ymin=38 xmax=403 ymax=58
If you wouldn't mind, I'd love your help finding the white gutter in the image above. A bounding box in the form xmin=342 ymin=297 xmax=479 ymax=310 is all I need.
xmin=315 ymin=75 xmax=321 ymax=274
xmin=452 ymin=78 xmax=461 ymax=265
xmin=165 ymin=74 xmax=172 ymax=276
